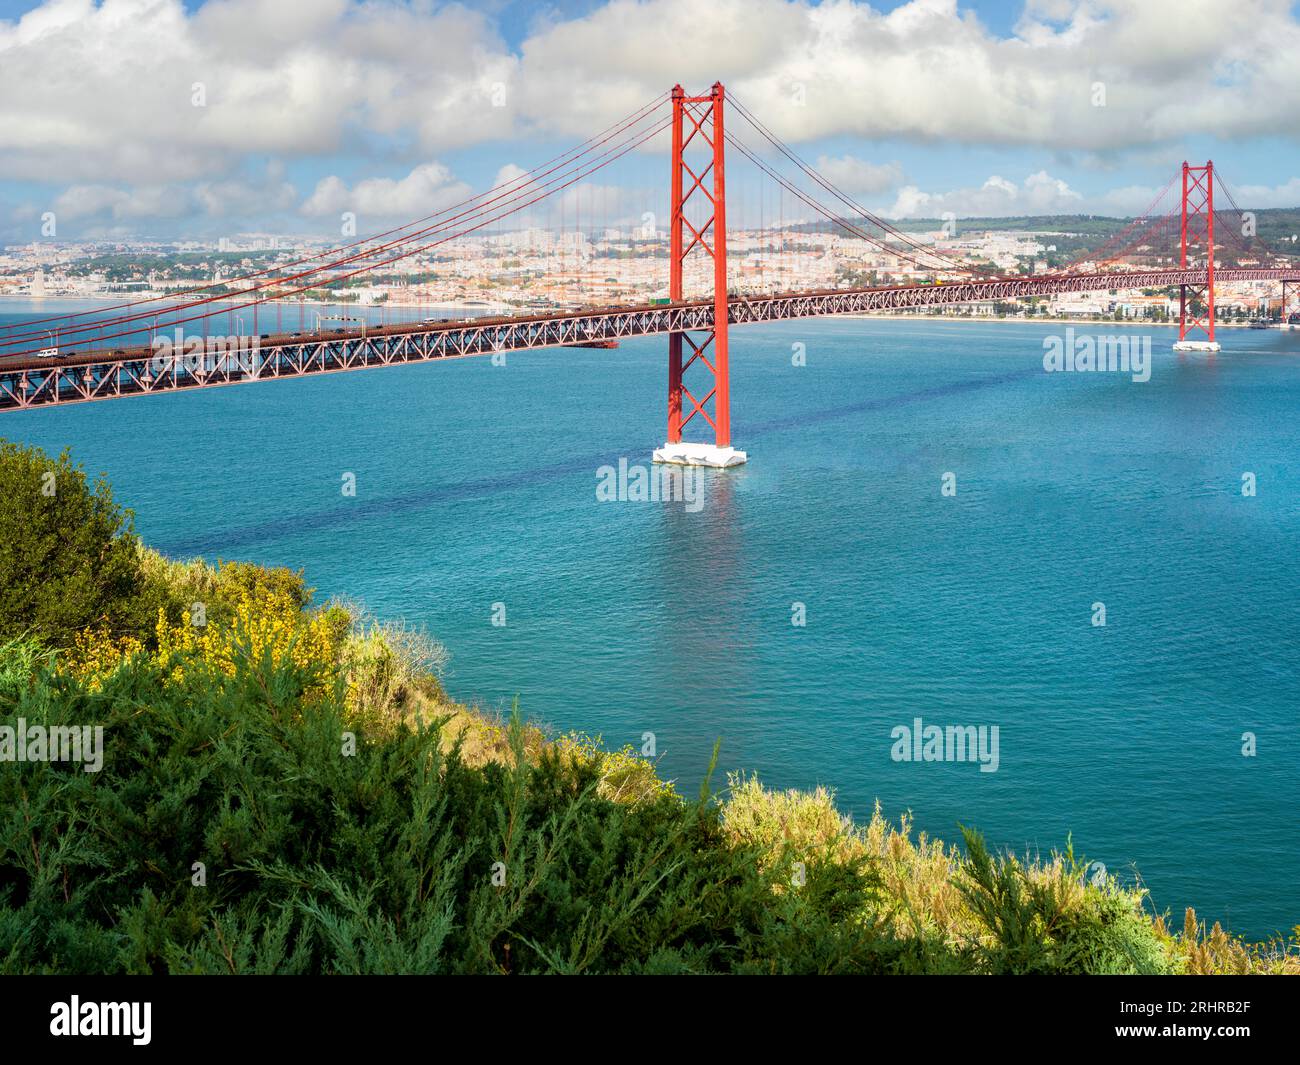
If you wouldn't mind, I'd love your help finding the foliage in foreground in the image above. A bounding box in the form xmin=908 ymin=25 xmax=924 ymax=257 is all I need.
xmin=1 ymin=628 xmax=1295 ymax=974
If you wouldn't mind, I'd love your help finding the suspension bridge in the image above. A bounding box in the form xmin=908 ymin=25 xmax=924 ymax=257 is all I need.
xmin=1 ymin=84 xmax=1295 ymax=467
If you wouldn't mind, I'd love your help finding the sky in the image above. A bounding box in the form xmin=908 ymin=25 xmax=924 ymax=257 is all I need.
xmin=2 ymin=0 xmax=1300 ymax=241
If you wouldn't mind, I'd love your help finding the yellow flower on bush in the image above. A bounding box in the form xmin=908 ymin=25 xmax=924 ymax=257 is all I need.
xmin=66 ymin=628 xmax=146 ymax=690
xmin=154 ymin=587 xmax=344 ymax=693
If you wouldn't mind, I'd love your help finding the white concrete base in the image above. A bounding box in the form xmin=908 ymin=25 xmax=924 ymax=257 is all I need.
xmin=1173 ymin=340 xmax=1222 ymax=352
xmin=652 ymin=441 xmax=748 ymax=468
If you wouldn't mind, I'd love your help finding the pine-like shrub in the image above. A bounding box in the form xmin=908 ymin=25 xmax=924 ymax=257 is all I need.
xmin=0 ymin=440 xmax=145 ymax=647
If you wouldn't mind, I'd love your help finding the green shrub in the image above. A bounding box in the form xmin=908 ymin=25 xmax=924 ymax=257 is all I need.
xmin=0 ymin=641 xmax=867 ymax=974
xmin=955 ymin=827 xmax=1171 ymax=975
xmin=135 ymin=549 xmax=314 ymax=636
xmin=0 ymin=440 xmax=145 ymax=646
xmin=0 ymin=636 xmax=1294 ymax=974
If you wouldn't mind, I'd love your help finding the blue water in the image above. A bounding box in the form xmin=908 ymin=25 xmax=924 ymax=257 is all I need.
xmin=3 ymin=299 xmax=1298 ymax=940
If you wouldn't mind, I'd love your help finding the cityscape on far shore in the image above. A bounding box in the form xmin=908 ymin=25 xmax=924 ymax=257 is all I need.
xmin=8 ymin=210 xmax=1300 ymax=326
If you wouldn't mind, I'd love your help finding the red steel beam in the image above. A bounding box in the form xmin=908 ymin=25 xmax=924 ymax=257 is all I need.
xmin=4 ymin=267 xmax=1297 ymax=412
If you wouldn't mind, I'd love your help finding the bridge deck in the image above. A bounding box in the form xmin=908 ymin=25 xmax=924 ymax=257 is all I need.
xmin=1 ymin=268 xmax=1292 ymax=411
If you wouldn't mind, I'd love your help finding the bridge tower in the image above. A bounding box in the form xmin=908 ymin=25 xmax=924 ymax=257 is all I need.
xmin=1281 ymin=279 xmax=1299 ymax=327
xmin=1174 ymin=161 xmax=1221 ymax=352
xmin=653 ymin=82 xmax=747 ymax=468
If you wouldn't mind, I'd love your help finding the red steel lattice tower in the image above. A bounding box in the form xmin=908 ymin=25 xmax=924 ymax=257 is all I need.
xmin=655 ymin=82 xmax=746 ymax=467
xmin=1281 ymin=278 xmax=1298 ymax=325
xmin=1177 ymin=161 xmax=1219 ymax=348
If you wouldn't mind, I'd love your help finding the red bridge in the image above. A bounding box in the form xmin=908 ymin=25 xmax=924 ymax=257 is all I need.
xmin=3 ymin=85 xmax=1295 ymax=468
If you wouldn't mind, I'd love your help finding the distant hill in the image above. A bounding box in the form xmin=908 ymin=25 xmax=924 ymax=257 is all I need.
xmin=791 ymin=208 xmax=1300 ymax=269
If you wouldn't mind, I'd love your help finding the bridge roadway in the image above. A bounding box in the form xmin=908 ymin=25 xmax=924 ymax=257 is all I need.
xmin=1 ymin=267 xmax=1294 ymax=411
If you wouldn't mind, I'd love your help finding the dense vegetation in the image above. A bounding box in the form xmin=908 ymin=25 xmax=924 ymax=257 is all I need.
xmin=0 ymin=439 xmax=1294 ymax=974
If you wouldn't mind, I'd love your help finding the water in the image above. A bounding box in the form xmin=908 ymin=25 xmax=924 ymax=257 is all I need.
xmin=3 ymin=298 xmax=1298 ymax=940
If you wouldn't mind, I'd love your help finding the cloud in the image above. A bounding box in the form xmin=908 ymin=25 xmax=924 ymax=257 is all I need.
xmin=1224 ymin=177 xmax=1300 ymax=210
xmin=511 ymin=0 xmax=1300 ymax=151
xmin=4 ymin=0 xmax=1300 ymax=236
xmin=884 ymin=167 xmax=1300 ymax=220
xmin=52 ymin=184 xmax=193 ymax=222
xmin=813 ymin=156 xmax=905 ymax=196
xmin=491 ymin=164 xmax=530 ymax=190
xmin=194 ymin=164 xmax=299 ymax=217
xmin=0 ymin=0 xmax=516 ymax=185
xmin=300 ymin=163 xmax=472 ymax=222
xmin=31 ymin=163 xmax=298 ymax=238
xmin=888 ymin=170 xmax=1085 ymax=218
xmin=12 ymin=0 xmax=1300 ymax=188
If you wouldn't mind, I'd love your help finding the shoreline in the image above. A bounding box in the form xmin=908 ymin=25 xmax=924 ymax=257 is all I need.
xmin=1 ymin=294 xmax=1286 ymax=331
xmin=839 ymin=312 xmax=1277 ymax=329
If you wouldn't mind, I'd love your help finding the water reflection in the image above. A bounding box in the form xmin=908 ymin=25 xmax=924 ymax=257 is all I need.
xmin=649 ymin=468 xmax=757 ymax=784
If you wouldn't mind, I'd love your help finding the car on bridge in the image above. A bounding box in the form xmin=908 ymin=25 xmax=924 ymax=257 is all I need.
xmin=36 ymin=347 xmax=59 ymax=359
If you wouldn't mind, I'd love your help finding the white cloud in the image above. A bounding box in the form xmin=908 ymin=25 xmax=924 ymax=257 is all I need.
xmin=491 ymin=164 xmax=530 ymax=190
xmin=888 ymin=170 xmax=1085 ymax=218
xmin=813 ymin=156 xmax=905 ymax=196
xmin=885 ymin=168 xmax=1300 ymax=220
xmin=34 ymin=163 xmax=297 ymax=237
xmin=11 ymin=0 xmax=1300 ymax=188
xmin=1223 ymin=177 xmax=1300 ymax=210
xmin=194 ymin=164 xmax=298 ymax=217
xmin=1094 ymin=183 xmax=1168 ymax=216
xmin=300 ymin=163 xmax=472 ymax=221
xmin=0 ymin=0 xmax=515 ymax=184
xmin=5 ymin=0 xmax=1300 ymax=235
xmin=52 ymin=183 xmax=192 ymax=222
xmin=512 ymin=0 xmax=1300 ymax=151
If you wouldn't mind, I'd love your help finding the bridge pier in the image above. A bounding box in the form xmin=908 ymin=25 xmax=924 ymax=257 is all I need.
xmin=653 ymin=441 xmax=748 ymax=467
xmin=654 ymin=82 xmax=747 ymax=469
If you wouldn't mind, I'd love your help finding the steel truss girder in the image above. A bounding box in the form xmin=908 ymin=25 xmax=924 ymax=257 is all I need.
xmin=2 ymin=268 xmax=1294 ymax=412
